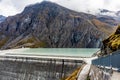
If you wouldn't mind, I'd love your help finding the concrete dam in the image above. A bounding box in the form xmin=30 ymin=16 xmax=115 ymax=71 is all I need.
xmin=0 ymin=55 xmax=83 ymax=80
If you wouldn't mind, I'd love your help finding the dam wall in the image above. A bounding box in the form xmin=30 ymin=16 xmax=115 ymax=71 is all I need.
xmin=0 ymin=55 xmax=83 ymax=80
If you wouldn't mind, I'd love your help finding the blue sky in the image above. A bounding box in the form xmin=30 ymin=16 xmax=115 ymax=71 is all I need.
xmin=0 ymin=0 xmax=120 ymax=16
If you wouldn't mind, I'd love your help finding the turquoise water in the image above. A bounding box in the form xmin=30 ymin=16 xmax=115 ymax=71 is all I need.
xmin=16 ymin=48 xmax=100 ymax=57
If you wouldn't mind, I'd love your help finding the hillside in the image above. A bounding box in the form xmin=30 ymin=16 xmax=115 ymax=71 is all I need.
xmin=102 ymin=25 xmax=120 ymax=54
xmin=95 ymin=9 xmax=120 ymax=26
xmin=0 ymin=1 xmax=115 ymax=49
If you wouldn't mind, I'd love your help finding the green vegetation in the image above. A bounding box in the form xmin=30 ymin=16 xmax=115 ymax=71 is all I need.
xmin=109 ymin=34 xmax=120 ymax=51
xmin=86 ymin=75 xmax=90 ymax=80
xmin=17 ymin=37 xmax=35 ymax=46
xmin=0 ymin=38 xmax=8 ymax=48
xmin=65 ymin=67 xmax=81 ymax=80
xmin=16 ymin=36 xmax=48 ymax=48
xmin=91 ymin=19 xmax=114 ymax=36
xmin=64 ymin=65 xmax=87 ymax=80
xmin=103 ymin=25 xmax=120 ymax=52
xmin=29 ymin=41 xmax=47 ymax=48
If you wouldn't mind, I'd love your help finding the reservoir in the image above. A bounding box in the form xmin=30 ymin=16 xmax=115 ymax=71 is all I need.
xmin=3 ymin=48 xmax=100 ymax=57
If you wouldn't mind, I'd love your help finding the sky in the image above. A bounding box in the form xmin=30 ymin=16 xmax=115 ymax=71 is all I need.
xmin=0 ymin=0 xmax=120 ymax=16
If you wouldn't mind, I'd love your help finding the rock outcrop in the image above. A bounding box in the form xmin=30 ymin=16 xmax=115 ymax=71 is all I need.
xmin=102 ymin=25 xmax=120 ymax=54
xmin=0 ymin=1 xmax=115 ymax=49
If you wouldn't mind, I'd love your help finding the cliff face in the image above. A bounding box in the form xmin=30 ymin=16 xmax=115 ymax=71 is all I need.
xmin=0 ymin=1 xmax=115 ymax=49
xmin=103 ymin=25 xmax=120 ymax=54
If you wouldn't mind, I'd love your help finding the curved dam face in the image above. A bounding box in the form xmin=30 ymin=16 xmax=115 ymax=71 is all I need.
xmin=0 ymin=57 xmax=83 ymax=80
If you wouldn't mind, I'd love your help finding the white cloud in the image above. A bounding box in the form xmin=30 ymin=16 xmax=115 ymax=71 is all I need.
xmin=0 ymin=0 xmax=43 ymax=16
xmin=0 ymin=0 xmax=120 ymax=16
xmin=0 ymin=0 xmax=18 ymax=16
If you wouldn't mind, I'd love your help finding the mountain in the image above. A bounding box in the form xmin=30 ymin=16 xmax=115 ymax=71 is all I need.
xmin=0 ymin=15 xmax=6 ymax=23
xmin=95 ymin=9 xmax=120 ymax=26
xmin=99 ymin=9 xmax=112 ymax=13
xmin=98 ymin=9 xmax=115 ymax=15
xmin=102 ymin=25 xmax=120 ymax=55
xmin=0 ymin=1 xmax=115 ymax=49
xmin=97 ymin=15 xmax=119 ymax=26
xmin=116 ymin=11 xmax=120 ymax=16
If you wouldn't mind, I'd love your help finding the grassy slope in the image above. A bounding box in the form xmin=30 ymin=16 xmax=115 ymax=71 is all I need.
xmin=91 ymin=19 xmax=116 ymax=36
xmin=103 ymin=25 xmax=120 ymax=52
xmin=13 ymin=36 xmax=48 ymax=48
xmin=0 ymin=38 xmax=9 ymax=48
xmin=64 ymin=65 xmax=85 ymax=80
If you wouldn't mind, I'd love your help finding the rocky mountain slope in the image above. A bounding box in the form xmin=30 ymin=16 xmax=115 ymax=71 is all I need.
xmin=96 ymin=9 xmax=120 ymax=26
xmin=102 ymin=25 xmax=120 ymax=54
xmin=0 ymin=15 xmax=6 ymax=23
xmin=0 ymin=1 xmax=115 ymax=49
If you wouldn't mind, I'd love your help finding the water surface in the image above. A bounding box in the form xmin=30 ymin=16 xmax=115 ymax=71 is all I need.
xmin=6 ymin=48 xmax=99 ymax=57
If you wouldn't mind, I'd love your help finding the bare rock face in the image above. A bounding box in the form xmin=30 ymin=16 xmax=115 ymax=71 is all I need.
xmin=0 ymin=15 xmax=5 ymax=23
xmin=0 ymin=1 xmax=115 ymax=49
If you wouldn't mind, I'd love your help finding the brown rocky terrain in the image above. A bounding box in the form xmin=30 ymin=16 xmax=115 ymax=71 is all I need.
xmin=0 ymin=1 xmax=115 ymax=49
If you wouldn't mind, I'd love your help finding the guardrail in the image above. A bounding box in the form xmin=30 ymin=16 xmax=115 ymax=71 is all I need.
xmin=92 ymin=51 xmax=120 ymax=70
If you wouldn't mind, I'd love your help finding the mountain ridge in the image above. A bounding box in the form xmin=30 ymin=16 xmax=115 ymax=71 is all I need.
xmin=0 ymin=1 xmax=115 ymax=49
xmin=95 ymin=9 xmax=120 ymax=26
